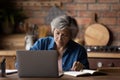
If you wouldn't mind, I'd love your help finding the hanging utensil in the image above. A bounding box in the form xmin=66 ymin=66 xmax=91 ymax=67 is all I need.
xmin=84 ymin=13 xmax=110 ymax=46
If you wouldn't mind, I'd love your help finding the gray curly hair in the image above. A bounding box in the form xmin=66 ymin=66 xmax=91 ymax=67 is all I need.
xmin=50 ymin=15 xmax=79 ymax=39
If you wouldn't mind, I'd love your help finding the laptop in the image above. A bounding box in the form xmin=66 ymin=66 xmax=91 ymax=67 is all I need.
xmin=16 ymin=50 xmax=63 ymax=78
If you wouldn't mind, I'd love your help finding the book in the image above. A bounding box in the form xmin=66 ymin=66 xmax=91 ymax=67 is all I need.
xmin=6 ymin=69 xmax=18 ymax=75
xmin=64 ymin=69 xmax=106 ymax=77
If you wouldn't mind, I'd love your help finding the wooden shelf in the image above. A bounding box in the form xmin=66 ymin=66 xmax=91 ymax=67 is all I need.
xmin=0 ymin=34 xmax=25 ymax=50
xmin=88 ymin=52 xmax=120 ymax=58
xmin=0 ymin=50 xmax=17 ymax=56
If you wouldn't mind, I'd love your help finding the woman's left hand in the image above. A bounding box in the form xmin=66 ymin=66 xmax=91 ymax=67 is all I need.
xmin=71 ymin=61 xmax=84 ymax=71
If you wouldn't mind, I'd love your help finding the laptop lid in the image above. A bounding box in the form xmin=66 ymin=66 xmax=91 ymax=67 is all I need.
xmin=16 ymin=50 xmax=61 ymax=78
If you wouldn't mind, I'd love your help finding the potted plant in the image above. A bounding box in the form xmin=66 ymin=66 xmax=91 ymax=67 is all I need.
xmin=0 ymin=0 xmax=28 ymax=34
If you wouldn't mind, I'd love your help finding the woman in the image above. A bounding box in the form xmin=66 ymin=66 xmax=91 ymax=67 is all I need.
xmin=30 ymin=15 xmax=89 ymax=71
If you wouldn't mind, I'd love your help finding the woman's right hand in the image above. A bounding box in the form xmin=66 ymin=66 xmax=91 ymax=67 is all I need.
xmin=71 ymin=61 xmax=84 ymax=71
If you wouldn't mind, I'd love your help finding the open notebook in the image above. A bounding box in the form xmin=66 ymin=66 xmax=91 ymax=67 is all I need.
xmin=64 ymin=69 xmax=106 ymax=77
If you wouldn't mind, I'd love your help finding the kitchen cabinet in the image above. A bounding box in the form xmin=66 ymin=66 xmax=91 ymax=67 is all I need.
xmin=0 ymin=34 xmax=25 ymax=69
xmin=1 ymin=51 xmax=120 ymax=69
xmin=88 ymin=52 xmax=120 ymax=69
xmin=0 ymin=51 xmax=16 ymax=69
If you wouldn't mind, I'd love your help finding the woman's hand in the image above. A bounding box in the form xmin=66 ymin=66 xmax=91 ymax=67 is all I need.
xmin=71 ymin=61 xmax=84 ymax=71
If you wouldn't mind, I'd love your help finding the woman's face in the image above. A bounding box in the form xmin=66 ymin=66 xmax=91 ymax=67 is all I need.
xmin=53 ymin=28 xmax=71 ymax=48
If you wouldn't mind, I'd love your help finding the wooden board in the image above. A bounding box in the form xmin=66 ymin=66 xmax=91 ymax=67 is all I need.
xmin=84 ymin=23 xmax=110 ymax=46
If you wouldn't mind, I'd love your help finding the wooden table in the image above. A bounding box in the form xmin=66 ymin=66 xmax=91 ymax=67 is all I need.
xmin=0 ymin=72 xmax=120 ymax=80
